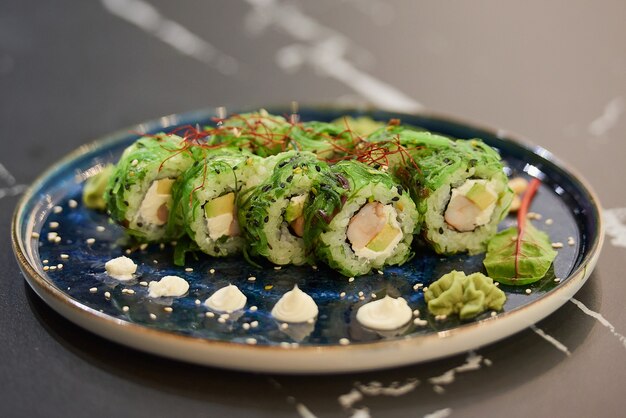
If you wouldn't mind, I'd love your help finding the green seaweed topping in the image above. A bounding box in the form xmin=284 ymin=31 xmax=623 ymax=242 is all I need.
xmin=425 ymin=270 xmax=506 ymax=320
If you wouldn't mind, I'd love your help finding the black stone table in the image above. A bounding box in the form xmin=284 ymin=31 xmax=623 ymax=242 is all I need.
xmin=2 ymin=1 xmax=626 ymax=416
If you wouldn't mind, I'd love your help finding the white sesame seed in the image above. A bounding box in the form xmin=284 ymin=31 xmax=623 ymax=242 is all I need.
xmin=57 ymin=264 xmax=63 ymax=270
xmin=49 ymin=265 xmax=57 ymax=271
xmin=68 ymin=199 xmax=78 ymax=208
xmin=121 ymin=288 xmax=128 ymax=294
xmin=545 ymin=218 xmax=553 ymax=225
xmin=89 ymin=287 xmax=97 ymax=293
xmin=139 ymin=243 xmax=148 ymax=251
xmin=195 ymin=299 xmax=201 ymax=305
xmin=150 ymin=313 xmax=157 ymax=320
xmin=125 ymin=249 xmax=132 ymax=255
xmin=53 ymin=206 xmax=63 ymax=214
xmin=139 ymin=281 xmax=148 ymax=286
xmin=423 ymin=287 xmax=428 ymax=292
xmin=491 ymin=311 xmax=497 ymax=317
xmin=104 ymin=291 xmax=111 ymax=299
xmin=164 ymin=307 xmax=173 ymax=313
xmin=86 ymin=238 xmax=95 ymax=245
xmin=413 ymin=309 xmax=420 ymax=317
xmin=280 ymin=342 xmax=290 ymax=348
xmin=54 ymin=236 xmax=62 ymax=244
xmin=554 ymin=278 xmax=561 ymax=283
xmin=242 ymin=323 xmax=250 ymax=330
xmin=250 ymin=321 xmax=259 ymax=328
xmin=413 ymin=283 xmax=423 ymax=290
xmin=377 ymin=270 xmax=384 ymax=275
xmin=413 ymin=318 xmax=428 ymax=326
xmin=340 ymin=292 xmax=346 ymax=298
xmin=248 ymin=276 xmax=256 ymax=282
xmin=47 ymin=232 xmax=58 ymax=242
xmin=527 ymin=212 xmax=542 ymax=220
xmin=274 ymin=266 xmax=282 ymax=270
xmin=280 ymin=323 xmax=289 ymax=330
xmin=359 ymin=295 xmax=365 ymax=300
xmin=250 ymin=306 xmax=258 ymax=312
xmin=153 ymin=260 xmax=158 ymax=264
xmin=568 ymin=236 xmax=575 ymax=246
xmin=358 ymin=291 xmax=364 ymax=297
xmin=131 ymin=159 xmax=139 ymax=166
xmin=209 ymin=268 xmax=215 ymax=274
xmin=49 ymin=221 xmax=59 ymax=229
xmin=435 ymin=314 xmax=447 ymax=321
xmin=43 ymin=266 xmax=49 ymax=271
xmin=96 ymin=226 xmax=105 ymax=232
xmin=31 ymin=232 xmax=40 ymax=239
xmin=60 ymin=254 xmax=69 ymax=259
xmin=312 ymin=265 xmax=318 ymax=270
xmin=525 ymin=289 xmax=532 ymax=294
xmin=551 ymin=242 xmax=563 ymax=249
xmin=220 ymin=313 xmax=230 ymax=320
xmin=122 ymin=306 xmax=129 ymax=312
xmin=159 ymin=243 xmax=165 ymax=250
xmin=494 ymin=282 xmax=500 ymax=287
xmin=348 ymin=277 xmax=355 ymax=282
xmin=371 ymin=293 xmax=377 ymax=298
xmin=218 ymin=317 xmax=226 ymax=324
xmin=185 ymin=267 xmax=193 ymax=272
xmin=126 ymin=289 xmax=135 ymax=295
xmin=43 ymin=259 xmax=49 ymax=264
xmin=246 ymin=338 xmax=257 ymax=345
xmin=205 ymin=312 xmax=215 ymax=318
xmin=339 ymin=338 xmax=350 ymax=345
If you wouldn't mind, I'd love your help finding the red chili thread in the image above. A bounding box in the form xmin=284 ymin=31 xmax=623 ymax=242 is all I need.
xmin=514 ymin=177 xmax=542 ymax=278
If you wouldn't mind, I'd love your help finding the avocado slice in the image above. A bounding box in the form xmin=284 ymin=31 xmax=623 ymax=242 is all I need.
xmin=204 ymin=192 xmax=235 ymax=218
xmin=366 ymin=223 xmax=401 ymax=252
xmin=285 ymin=195 xmax=306 ymax=223
xmin=466 ymin=183 xmax=496 ymax=210
xmin=156 ymin=178 xmax=175 ymax=195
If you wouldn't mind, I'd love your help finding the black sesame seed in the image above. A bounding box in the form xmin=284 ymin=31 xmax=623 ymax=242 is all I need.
xmin=264 ymin=216 xmax=269 ymax=223
xmin=137 ymin=222 xmax=143 ymax=227
xmin=315 ymin=165 xmax=321 ymax=172
xmin=286 ymin=175 xmax=293 ymax=183
xmin=439 ymin=227 xmax=444 ymax=234
xmin=392 ymin=196 xmax=400 ymax=201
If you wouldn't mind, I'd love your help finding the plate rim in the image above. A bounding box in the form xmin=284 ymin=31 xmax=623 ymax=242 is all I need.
xmin=11 ymin=106 xmax=605 ymax=373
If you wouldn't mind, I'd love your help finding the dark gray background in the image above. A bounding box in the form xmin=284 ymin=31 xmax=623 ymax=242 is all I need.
xmin=2 ymin=1 xmax=626 ymax=417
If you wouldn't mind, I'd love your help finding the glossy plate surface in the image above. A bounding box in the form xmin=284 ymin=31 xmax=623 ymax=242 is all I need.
xmin=12 ymin=107 xmax=604 ymax=373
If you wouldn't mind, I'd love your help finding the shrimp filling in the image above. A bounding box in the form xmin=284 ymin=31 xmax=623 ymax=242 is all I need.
xmin=444 ymin=179 xmax=498 ymax=232
xmin=347 ymin=202 xmax=403 ymax=259
xmin=204 ymin=192 xmax=239 ymax=240
xmin=138 ymin=178 xmax=175 ymax=226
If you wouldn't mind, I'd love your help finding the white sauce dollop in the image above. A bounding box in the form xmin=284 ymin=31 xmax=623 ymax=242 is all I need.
xmin=148 ymin=275 xmax=189 ymax=298
xmin=356 ymin=295 xmax=412 ymax=331
xmin=204 ymin=284 xmax=247 ymax=312
xmin=104 ymin=256 xmax=137 ymax=280
xmin=271 ymin=285 xmax=318 ymax=323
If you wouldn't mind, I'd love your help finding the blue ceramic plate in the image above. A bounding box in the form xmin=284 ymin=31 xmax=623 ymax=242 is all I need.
xmin=12 ymin=107 xmax=604 ymax=373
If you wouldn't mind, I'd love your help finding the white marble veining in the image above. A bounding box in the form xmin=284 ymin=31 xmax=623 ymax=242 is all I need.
xmin=244 ymin=0 xmax=423 ymax=112
xmin=571 ymin=298 xmax=626 ymax=350
xmin=604 ymin=208 xmax=626 ymax=248
xmin=101 ymin=0 xmax=239 ymax=75
xmin=588 ymin=97 xmax=624 ymax=137
xmin=531 ymin=325 xmax=571 ymax=356
xmin=428 ymin=351 xmax=485 ymax=393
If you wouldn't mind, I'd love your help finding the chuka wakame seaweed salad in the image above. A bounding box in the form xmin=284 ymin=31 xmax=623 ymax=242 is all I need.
xmin=86 ymin=108 xmax=551 ymax=286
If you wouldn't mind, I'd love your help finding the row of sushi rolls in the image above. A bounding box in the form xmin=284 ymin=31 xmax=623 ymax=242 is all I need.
xmin=86 ymin=109 xmax=517 ymax=284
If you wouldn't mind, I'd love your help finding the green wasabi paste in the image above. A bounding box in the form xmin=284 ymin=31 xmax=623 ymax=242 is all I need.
xmin=424 ymin=270 xmax=506 ymax=320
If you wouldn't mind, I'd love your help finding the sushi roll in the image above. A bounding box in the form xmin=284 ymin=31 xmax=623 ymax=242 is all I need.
xmin=213 ymin=110 xmax=291 ymax=157
xmin=169 ymin=149 xmax=274 ymax=257
xmin=407 ymin=138 xmax=513 ymax=254
xmin=105 ymin=133 xmax=201 ymax=242
xmin=238 ymin=151 xmax=330 ymax=266
xmin=286 ymin=121 xmax=356 ymax=160
xmin=305 ymin=160 xmax=419 ymax=277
